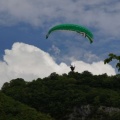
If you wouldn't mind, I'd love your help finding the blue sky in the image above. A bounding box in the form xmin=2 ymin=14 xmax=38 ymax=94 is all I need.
xmin=0 ymin=0 xmax=120 ymax=87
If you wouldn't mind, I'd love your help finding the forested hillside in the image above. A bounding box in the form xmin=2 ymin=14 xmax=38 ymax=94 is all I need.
xmin=0 ymin=92 xmax=53 ymax=120
xmin=1 ymin=71 xmax=120 ymax=120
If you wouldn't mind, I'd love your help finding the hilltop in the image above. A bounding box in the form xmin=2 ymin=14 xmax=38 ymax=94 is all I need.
xmin=1 ymin=71 xmax=120 ymax=120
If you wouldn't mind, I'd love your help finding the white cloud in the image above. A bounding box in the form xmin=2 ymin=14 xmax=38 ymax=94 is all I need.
xmin=49 ymin=45 xmax=61 ymax=55
xmin=0 ymin=42 xmax=116 ymax=88
xmin=73 ymin=61 xmax=116 ymax=75
xmin=0 ymin=0 xmax=120 ymax=37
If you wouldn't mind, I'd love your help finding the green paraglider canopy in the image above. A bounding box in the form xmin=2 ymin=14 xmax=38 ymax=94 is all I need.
xmin=46 ymin=24 xmax=93 ymax=43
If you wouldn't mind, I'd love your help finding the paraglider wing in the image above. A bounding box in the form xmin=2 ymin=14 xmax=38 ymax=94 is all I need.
xmin=46 ymin=24 xmax=93 ymax=43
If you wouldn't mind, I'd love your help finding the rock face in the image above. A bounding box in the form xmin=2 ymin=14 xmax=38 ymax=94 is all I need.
xmin=68 ymin=105 xmax=120 ymax=120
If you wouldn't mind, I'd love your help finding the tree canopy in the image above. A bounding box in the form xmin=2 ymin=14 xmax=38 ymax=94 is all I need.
xmin=1 ymin=72 xmax=120 ymax=120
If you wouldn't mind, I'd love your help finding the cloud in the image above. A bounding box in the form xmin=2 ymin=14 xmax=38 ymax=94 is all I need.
xmin=49 ymin=45 xmax=61 ymax=55
xmin=73 ymin=61 xmax=116 ymax=75
xmin=0 ymin=0 xmax=120 ymax=37
xmin=0 ymin=42 xmax=116 ymax=88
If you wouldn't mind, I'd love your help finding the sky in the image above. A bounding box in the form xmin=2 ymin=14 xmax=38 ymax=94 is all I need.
xmin=0 ymin=0 xmax=120 ymax=88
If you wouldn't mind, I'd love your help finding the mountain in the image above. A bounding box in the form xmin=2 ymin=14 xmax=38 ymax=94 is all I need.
xmin=1 ymin=71 xmax=120 ymax=120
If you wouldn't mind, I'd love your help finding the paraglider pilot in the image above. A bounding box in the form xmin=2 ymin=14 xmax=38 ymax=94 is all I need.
xmin=70 ymin=65 xmax=75 ymax=72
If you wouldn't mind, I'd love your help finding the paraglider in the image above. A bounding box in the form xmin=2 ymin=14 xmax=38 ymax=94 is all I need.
xmin=46 ymin=24 xmax=93 ymax=43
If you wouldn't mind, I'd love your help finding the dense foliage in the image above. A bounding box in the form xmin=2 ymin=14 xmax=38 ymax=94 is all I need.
xmin=1 ymin=71 xmax=120 ymax=120
xmin=0 ymin=91 xmax=53 ymax=120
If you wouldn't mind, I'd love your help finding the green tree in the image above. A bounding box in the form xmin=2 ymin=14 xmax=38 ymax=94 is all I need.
xmin=0 ymin=92 xmax=54 ymax=120
xmin=104 ymin=53 xmax=120 ymax=71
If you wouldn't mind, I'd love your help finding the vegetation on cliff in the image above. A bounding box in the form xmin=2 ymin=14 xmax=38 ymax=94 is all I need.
xmin=1 ymin=71 xmax=120 ymax=119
